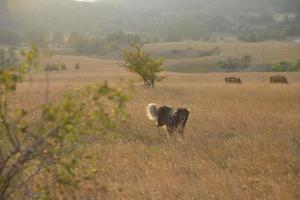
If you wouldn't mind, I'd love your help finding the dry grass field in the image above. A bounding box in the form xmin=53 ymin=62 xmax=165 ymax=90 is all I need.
xmin=12 ymin=51 xmax=300 ymax=199
xmin=144 ymin=41 xmax=300 ymax=72
xmin=40 ymin=41 xmax=300 ymax=73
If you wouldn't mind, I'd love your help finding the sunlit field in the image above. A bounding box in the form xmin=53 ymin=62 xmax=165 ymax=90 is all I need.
xmin=12 ymin=56 xmax=300 ymax=199
xmin=1 ymin=0 xmax=300 ymax=198
xmin=42 ymin=41 xmax=300 ymax=73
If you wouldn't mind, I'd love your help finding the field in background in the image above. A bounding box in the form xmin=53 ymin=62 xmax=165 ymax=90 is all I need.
xmin=13 ymin=59 xmax=300 ymax=199
xmin=144 ymin=41 xmax=300 ymax=73
xmin=42 ymin=41 xmax=300 ymax=73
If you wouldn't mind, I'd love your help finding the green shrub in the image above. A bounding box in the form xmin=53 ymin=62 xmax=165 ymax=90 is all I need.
xmin=105 ymin=41 xmax=120 ymax=52
xmin=272 ymin=61 xmax=293 ymax=72
xmin=0 ymin=46 xmax=129 ymax=199
xmin=75 ymin=63 xmax=80 ymax=70
xmin=218 ymin=55 xmax=252 ymax=71
xmin=44 ymin=64 xmax=60 ymax=71
xmin=171 ymin=49 xmax=181 ymax=54
xmin=199 ymin=47 xmax=221 ymax=57
xmin=61 ymin=64 xmax=67 ymax=70
xmin=272 ymin=60 xmax=300 ymax=72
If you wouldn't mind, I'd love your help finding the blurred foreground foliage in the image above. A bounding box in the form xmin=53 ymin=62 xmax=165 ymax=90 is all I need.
xmin=0 ymin=45 xmax=129 ymax=199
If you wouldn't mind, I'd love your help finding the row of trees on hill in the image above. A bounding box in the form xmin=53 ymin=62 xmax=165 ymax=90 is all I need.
xmin=2 ymin=15 xmax=299 ymax=46
xmin=0 ymin=29 xmax=61 ymax=47
xmin=237 ymin=14 xmax=300 ymax=42
xmin=1 ymin=0 xmax=300 ymax=45
xmin=0 ymin=29 xmax=148 ymax=56
xmin=68 ymin=31 xmax=143 ymax=55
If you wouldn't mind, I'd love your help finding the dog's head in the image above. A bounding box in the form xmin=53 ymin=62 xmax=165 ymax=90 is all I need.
xmin=174 ymin=108 xmax=190 ymax=127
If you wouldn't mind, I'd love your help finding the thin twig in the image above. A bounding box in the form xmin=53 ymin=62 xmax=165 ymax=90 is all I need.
xmin=0 ymin=96 xmax=20 ymax=152
xmin=6 ymin=163 xmax=45 ymax=199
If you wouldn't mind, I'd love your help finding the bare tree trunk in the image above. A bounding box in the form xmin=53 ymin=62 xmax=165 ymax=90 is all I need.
xmin=151 ymin=80 xmax=155 ymax=88
xmin=143 ymin=78 xmax=152 ymax=88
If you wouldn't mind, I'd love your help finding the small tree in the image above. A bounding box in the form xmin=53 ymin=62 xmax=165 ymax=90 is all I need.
xmin=218 ymin=55 xmax=252 ymax=72
xmin=272 ymin=61 xmax=293 ymax=72
xmin=241 ymin=55 xmax=252 ymax=68
xmin=121 ymin=41 xmax=164 ymax=88
xmin=75 ymin=63 xmax=80 ymax=70
xmin=61 ymin=64 xmax=67 ymax=71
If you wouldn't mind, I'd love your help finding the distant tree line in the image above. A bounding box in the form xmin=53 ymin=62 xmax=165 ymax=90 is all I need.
xmin=68 ymin=31 xmax=144 ymax=55
xmin=218 ymin=55 xmax=252 ymax=72
xmin=218 ymin=56 xmax=300 ymax=72
xmin=238 ymin=14 xmax=300 ymax=42
xmin=0 ymin=0 xmax=299 ymax=46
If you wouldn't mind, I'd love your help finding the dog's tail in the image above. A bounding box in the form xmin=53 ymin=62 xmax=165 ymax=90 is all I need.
xmin=146 ymin=103 xmax=158 ymax=121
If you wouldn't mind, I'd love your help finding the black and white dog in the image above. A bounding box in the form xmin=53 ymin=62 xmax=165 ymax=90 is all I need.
xmin=146 ymin=103 xmax=190 ymax=139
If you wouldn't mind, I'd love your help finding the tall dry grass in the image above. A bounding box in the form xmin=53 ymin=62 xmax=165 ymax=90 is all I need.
xmin=14 ymin=70 xmax=300 ymax=199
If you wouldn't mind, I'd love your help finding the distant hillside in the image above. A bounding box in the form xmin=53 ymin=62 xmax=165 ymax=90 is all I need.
xmin=0 ymin=0 xmax=299 ymax=44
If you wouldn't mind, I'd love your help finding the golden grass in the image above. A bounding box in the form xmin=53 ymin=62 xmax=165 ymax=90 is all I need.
xmin=39 ymin=41 xmax=300 ymax=73
xmin=75 ymin=83 xmax=300 ymax=200
xmin=12 ymin=68 xmax=300 ymax=199
xmin=145 ymin=41 xmax=300 ymax=72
